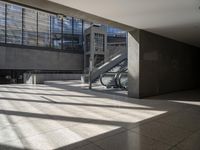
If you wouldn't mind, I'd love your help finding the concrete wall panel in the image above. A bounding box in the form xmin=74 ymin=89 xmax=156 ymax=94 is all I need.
xmin=139 ymin=30 xmax=200 ymax=97
xmin=0 ymin=46 xmax=83 ymax=71
xmin=128 ymin=30 xmax=140 ymax=98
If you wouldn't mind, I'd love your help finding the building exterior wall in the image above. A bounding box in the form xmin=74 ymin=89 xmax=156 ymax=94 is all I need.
xmin=0 ymin=46 xmax=83 ymax=71
xmin=139 ymin=30 xmax=200 ymax=97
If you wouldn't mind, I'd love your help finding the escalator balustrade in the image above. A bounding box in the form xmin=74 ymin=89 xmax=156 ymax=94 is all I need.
xmin=99 ymin=60 xmax=128 ymax=90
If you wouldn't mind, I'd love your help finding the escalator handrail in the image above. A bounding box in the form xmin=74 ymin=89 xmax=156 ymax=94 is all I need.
xmin=99 ymin=74 xmax=107 ymax=87
xmin=117 ymin=68 xmax=128 ymax=89
xmin=115 ymin=66 xmax=127 ymax=87
xmin=100 ymin=65 xmax=128 ymax=88
xmin=99 ymin=72 xmax=119 ymax=87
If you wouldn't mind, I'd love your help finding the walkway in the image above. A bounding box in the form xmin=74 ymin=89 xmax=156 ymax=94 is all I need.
xmin=0 ymin=81 xmax=199 ymax=150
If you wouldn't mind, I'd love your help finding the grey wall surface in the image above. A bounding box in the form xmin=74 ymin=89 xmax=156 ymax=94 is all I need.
xmin=0 ymin=46 xmax=83 ymax=71
xmin=24 ymin=73 xmax=82 ymax=84
xmin=139 ymin=30 xmax=200 ymax=97
xmin=128 ymin=30 xmax=140 ymax=98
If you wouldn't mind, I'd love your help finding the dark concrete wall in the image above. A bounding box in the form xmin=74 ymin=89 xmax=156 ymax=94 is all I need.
xmin=139 ymin=30 xmax=200 ymax=97
xmin=0 ymin=46 xmax=83 ymax=71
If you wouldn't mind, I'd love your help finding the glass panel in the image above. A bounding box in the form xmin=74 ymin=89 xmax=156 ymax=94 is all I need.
xmin=83 ymin=21 xmax=92 ymax=30
xmin=0 ymin=1 xmax=5 ymax=43
xmin=73 ymin=18 xmax=83 ymax=50
xmin=107 ymin=26 xmax=126 ymax=40
xmin=107 ymin=26 xmax=127 ymax=55
xmin=51 ymin=15 xmax=62 ymax=49
xmin=63 ymin=16 xmax=73 ymax=50
xmin=85 ymin=34 xmax=90 ymax=52
xmin=23 ymin=8 xmax=37 ymax=46
xmin=38 ymin=11 xmax=50 ymax=47
xmin=94 ymin=33 xmax=104 ymax=52
xmin=6 ymin=4 xmax=22 ymax=44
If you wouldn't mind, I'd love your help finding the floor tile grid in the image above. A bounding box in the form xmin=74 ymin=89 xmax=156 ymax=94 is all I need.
xmin=86 ymin=115 xmax=174 ymax=150
xmin=7 ymin=86 xmax=128 ymax=149
xmin=0 ymin=88 xmax=34 ymax=148
xmin=30 ymin=85 xmax=186 ymax=133
xmin=0 ymin=89 xmax=34 ymax=128
xmin=156 ymin=111 xmax=200 ymax=133
xmin=129 ymin=119 xmax=195 ymax=149
xmin=21 ymin=85 xmax=141 ymax=149
xmin=1 ymin=85 xmax=180 ymax=148
xmin=0 ymin=83 xmax=200 ymax=150
xmin=32 ymin=90 xmax=150 ymax=132
xmin=72 ymin=141 xmax=105 ymax=150
xmin=91 ymin=130 xmax=171 ymax=150
xmin=0 ymin=88 xmax=85 ymax=146
xmin=168 ymin=127 xmax=200 ymax=150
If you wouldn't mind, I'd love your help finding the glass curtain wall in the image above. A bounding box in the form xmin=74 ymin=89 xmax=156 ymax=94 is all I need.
xmin=63 ymin=16 xmax=73 ymax=50
xmin=0 ymin=1 xmax=5 ymax=43
xmin=0 ymin=1 xmax=84 ymax=52
xmin=51 ymin=15 xmax=62 ymax=49
xmin=23 ymin=8 xmax=37 ymax=46
xmin=73 ymin=18 xmax=83 ymax=50
xmin=38 ymin=11 xmax=50 ymax=47
xmin=0 ymin=0 xmax=127 ymax=53
xmin=6 ymin=4 xmax=22 ymax=44
xmin=107 ymin=26 xmax=126 ymax=41
xmin=0 ymin=1 xmax=90 ymax=51
xmin=83 ymin=21 xmax=91 ymax=31
xmin=107 ymin=26 xmax=127 ymax=56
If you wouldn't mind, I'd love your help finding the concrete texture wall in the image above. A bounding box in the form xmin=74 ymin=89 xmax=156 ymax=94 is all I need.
xmin=128 ymin=30 xmax=140 ymax=98
xmin=139 ymin=30 xmax=200 ymax=97
xmin=24 ymin=73 xmax=82 ymax=84
xmin=0 ymin=46 xmax=83 ymax=71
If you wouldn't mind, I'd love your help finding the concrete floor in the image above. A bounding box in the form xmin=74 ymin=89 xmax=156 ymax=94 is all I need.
xmin=0 ymin=81 xmax=200 ymax=150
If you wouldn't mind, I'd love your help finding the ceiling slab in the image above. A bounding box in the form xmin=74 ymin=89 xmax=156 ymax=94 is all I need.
xmin=48 ymin=0 xmax=200 ymax=47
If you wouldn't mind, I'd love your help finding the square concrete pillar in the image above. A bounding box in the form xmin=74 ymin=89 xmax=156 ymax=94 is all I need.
xmin=128 ymin=29 xmax=140 ymax=98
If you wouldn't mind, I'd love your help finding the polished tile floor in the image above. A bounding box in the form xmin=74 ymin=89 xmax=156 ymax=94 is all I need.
xmin=0 ymin=81 xmax=199 ymax=150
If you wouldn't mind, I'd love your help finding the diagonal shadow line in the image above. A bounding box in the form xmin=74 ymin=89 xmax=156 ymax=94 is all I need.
xmin=0 ymin=86 xmax=65 ymax=91
xmin=47 ymin=82 xmax=199 ymax=109
xmin=0 ymin=91 xmax=95 ymax=98
xmin=0 ymin=97 xmax=157 ymax=111
xmin=0 ymin=144 xmax=24 ymax=150
xmin=46 ymin=83 xmax=138 ymax=104
xmin=55 ymin=127 xmax=125 ymax=150
xmin=0 ymin=109 xmax=131 ymax=127
xmin=6 ymin=115 xmax=29 ymax=149
xmin=92 ymin=88 xmax=127 ymax=97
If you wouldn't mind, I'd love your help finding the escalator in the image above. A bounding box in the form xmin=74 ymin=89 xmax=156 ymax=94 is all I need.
xmin=90 ymin=51 xmax=127 ymax=83
xmin=117 ymin=68 xmax=128 ymax=90
xmin=99 ymin=59 xmax=128 ymax=90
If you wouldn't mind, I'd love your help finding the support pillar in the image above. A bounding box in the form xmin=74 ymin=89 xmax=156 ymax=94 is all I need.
xmin=128 ymin=29 xmax=140 ymax=98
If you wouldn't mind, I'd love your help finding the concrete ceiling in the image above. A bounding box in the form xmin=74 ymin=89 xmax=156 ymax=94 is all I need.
xmin=48 ymin=0 xmax=200 ymax=47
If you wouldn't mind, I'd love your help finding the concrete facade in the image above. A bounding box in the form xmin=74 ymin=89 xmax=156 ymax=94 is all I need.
xmin=24 ymin=73 xmax=82 ymax=84
xmin=128 ymin=30 xmax=140 ymax=98
xmin=128 ymin=30 xmax=200 ymax=98
xmin=0 ymin=46 xmax=83 ymax=71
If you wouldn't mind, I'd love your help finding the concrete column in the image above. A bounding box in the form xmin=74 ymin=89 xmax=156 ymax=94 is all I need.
xmin=128 ymin=29 xmax=140 ymax=98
